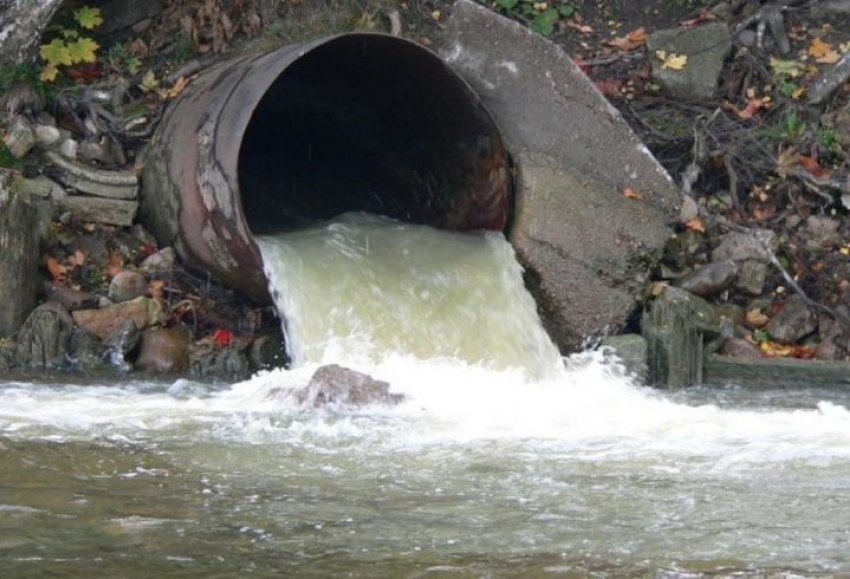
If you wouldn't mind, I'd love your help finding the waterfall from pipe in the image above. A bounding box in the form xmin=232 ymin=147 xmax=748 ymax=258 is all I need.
xmin=256 ymin=212 xmax=563 ymax=378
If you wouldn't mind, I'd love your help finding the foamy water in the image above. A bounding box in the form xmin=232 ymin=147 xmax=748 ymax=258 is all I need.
xmin=3 ymin=212 xmax=850 ymax=575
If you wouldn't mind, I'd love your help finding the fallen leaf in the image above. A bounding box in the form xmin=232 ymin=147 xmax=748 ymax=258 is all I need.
xmin=799 ymin=155 xmax=827 ymax=178
xmin=46 ymin=257 xmax=67 ymax=281
xmin=809 ymin=37 xmax=841 ymax=64
xmin=623 ymin=187 xmax=643 ymax=200
xmin=67 ymin=249 xmax=85 ymax=267
xmin=684 ymin=218 xmax=705 ymax=233
xmin=650 ymin=281 xmax=669 ymax=297
xmin=655 ymin=50 xmax=688 ymax=71
xmin=595 ymin=77 xmax=623 ymax=96
xmin=769 ymin=57 xmax=805 ymax=79
xmin=603 ymin=27 xmax=646 ymax=51
xmin=566 ymin=21 xmax=594 ymax=35
xmin=158 ymin=76 xmax=190 ymax=100
xmin=776 ymin=148 xmax=799 ymax=179
xmin=138 ymin=70 xmax=159 ymax=93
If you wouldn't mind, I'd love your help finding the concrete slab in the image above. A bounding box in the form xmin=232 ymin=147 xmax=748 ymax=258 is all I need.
xmin=441 ymin=0 xmax=681 ymax=351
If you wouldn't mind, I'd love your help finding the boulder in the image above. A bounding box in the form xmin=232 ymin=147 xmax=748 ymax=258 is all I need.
xmin=295 ymin=364 xmax=403 ymax=407
xmin=737 ymin=260 xmax=768 ymax=296
xmin=4 ymin=116 xmax=35 ymax=158
xmin=104 ymin=317 xmax=142 ymax=358
xmin=600 ymin=334 xmax=648 ymax=383
xmin=108 ymin=271 xmax=149 ymax=303
xmin=712 ymin=229 xmax=778 ymax=263
xmin=140 ymin=247 xmax=176 ymax=272
xmin=676 ymin=260 xmax=737 ymax=297
xmin=646 ymin=22 xmax=733 ymax=100
xmin=15 ymin=302 xmax=75 ymax=369
xmin=765 ymin=294 xmax=817 ymax=344
xmin=134 ymin=327 xmax=190 ymax=373
xmin=190 ymin=345 xmax=252 ymax=382
xmin=72 ymin=296 xmax=162 ymax=341
xmin=248 ymin=334 xmax=289 ymax=372
xmin=440 ymin=1 xmax=680 ymax=350
xmin=68 ymin=328 xmax=109 ymax=371
xmin=0 ymin=172 xmax=41 ymax=337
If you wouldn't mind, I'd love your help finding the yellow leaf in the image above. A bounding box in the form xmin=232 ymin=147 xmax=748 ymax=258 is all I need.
xmin=39 ymin=38 xmax=72 ymax=67
xmin=656 ymin=50 xmax=688 ymax=71
xmin=66 ymin=37 xmax=99 ymax=64
xmin=40 ymin=64 xmax=59 ymax=82
xmin=138 ymin=70 xmax=159 ymax=93
xmin=74 ymin=6 xmax=104 ymax=30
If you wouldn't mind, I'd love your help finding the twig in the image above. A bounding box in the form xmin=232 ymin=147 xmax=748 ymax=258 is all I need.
xmin=385 ymin=8 xmax=402 ymax=37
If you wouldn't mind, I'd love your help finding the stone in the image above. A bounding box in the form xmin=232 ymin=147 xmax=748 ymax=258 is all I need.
xmin=441 ymin=0 xmax=680 ymax=351
xmin=99 ymin=0 xmax=164 ymax=34
xmin=108 ymin=271 xmax=149 ymax=303
xmin=0 ymin=172 xmax=41 ymax=337
xmin=140 ymin=247 xmax=176 ymax=272
xmin=4 ymin=116 xmax=35 ymax=158
xmin=58 ymin=138 xmax=78 ymax=160
xmin=713 ymin=229 xmax=778 ymax=263
xmin=104 ymin=317 xmax=142 ymax=358
xmin=45 ymin=150 xmax=138 ymax=199
xmin=676 ymin=260 xmax=737 ymax=297
xmin=68 ymin=328 xmax=108 ymax=371
xmin=720 ymin=338 xmax=762 ymax=358
xmin=20 ymin=175 xmax=65 ymax=200
xmin=646 ymin=22 xmax=732 ymax=100
xmin=72 ymin=296 xmax=163 ymax=341
xmin=803 ymin=216 xmax=841 ymax=249
xmin=44 ymin=282 xmax=100 ymax=311
xmin=134 ymin=327 xmax=191 ymax=373
xmin=815 ymin=337 xmax=843 ymax=361
xmin=34 ymin=124 xmax=61 ymax=146
xmin=248 ymin=334 xmax=289 ymax=372
xmin=765 ymin=295 xmax=818 ymax=344
xmin=190 ymin=346 xmax=252 ymax=382
xmin=737 ymin=260 xmax=768 ymax=296
xmin=737 ymin=29 xmax=757 ymax=47
xmin=15 ymin=302 xmax=75 ymax=369
xmin=295 ymin=364 xmax=403 ymax=407
xmin=56 ymin=195 xmax=138 ymax=227
xmin=600 ymin=334 xmax=648 ymax=383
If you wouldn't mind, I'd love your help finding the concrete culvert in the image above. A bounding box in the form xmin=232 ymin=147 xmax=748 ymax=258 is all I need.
xmin=141 ymin=33 xmax=512 ymax=302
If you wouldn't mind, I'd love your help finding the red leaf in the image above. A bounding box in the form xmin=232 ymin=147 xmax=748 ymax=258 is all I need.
xmin=799 ymin=155 xmax=827 ymax=178
xmin=212 ymin=329 xmax=232 ymax=347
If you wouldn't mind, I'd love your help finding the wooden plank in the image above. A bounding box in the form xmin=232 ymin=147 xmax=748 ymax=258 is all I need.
xmin=705 ymin=354 xmax=850 ymax=389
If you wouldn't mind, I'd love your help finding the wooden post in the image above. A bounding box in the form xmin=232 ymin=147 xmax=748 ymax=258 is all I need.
xmin=0 ymin=171 xmax=41 ymax=337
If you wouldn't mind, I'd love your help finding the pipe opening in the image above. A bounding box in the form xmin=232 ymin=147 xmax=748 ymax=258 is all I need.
xmin=237 ymin=34 xmax=511 ymax=235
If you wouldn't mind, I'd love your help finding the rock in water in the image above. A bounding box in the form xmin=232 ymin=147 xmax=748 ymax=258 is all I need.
xmin=135 ymin=328 xmax=190 ymax=373
xmin=296 ymin=364 xmax=403 ymax=407
xmin=72 ymin=297 xmax=163 ymax=341
xmin=15 ymin=302 xmax=75 ymax=369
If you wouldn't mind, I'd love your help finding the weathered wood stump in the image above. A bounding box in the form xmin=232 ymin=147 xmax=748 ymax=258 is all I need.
xmin=0 ymin=171 xmax=41 ymax=337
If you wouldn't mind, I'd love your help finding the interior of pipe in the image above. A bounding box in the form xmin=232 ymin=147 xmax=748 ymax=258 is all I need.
xmin=237 ymin=34 xmax=511 ymax=235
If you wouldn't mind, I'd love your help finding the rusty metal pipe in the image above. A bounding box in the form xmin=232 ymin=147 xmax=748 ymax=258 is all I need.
xmin=141 ymin=33 xmax=512 ymax=302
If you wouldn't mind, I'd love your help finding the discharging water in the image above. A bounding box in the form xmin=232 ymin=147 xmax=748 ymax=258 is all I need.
xmin=2 ymin=213 xmax=850 ymax=577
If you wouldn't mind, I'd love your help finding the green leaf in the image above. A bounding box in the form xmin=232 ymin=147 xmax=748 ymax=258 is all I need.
xmin=138 ymin=69 xmax=159 ymax=93
xmin=66 ymin=37 xmax=99 ymax=64
xmin=770 ymin=57 xmax=804 ymax=79
xmin=40 ymin=38 xmax=73 ymax=67
xmin=126 ymin=56 xmax=142 ymax=75
xmin=74 ymin=6 xmax=104 ymax=30
xmin=530 ymin=7 xmax=559 ymax=36
xmin=61 ymin=29 xmax=79 ymax=39
xmin=496 ymin=0 xmax=519 ymax=8
xmin=753 ymin=329 xmax=771 ymax=343
xmin=558 ymin=4 xmax=575 ymax=16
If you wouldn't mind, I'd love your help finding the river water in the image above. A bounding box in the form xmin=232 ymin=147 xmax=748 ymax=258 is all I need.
xmin=2 ymin=213 xmax=850 ymax=577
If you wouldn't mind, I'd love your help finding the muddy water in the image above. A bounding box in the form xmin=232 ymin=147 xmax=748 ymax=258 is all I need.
xmin=2 ymin=214 xmax=850 ymax=577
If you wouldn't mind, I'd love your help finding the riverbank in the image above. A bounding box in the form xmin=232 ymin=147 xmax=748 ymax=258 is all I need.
xmin=2 ymin=0 xmax=850 ymax=384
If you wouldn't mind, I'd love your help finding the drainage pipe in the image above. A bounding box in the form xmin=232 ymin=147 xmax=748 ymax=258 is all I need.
xmin=141 ymin=33 xmax=512 ymax=301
